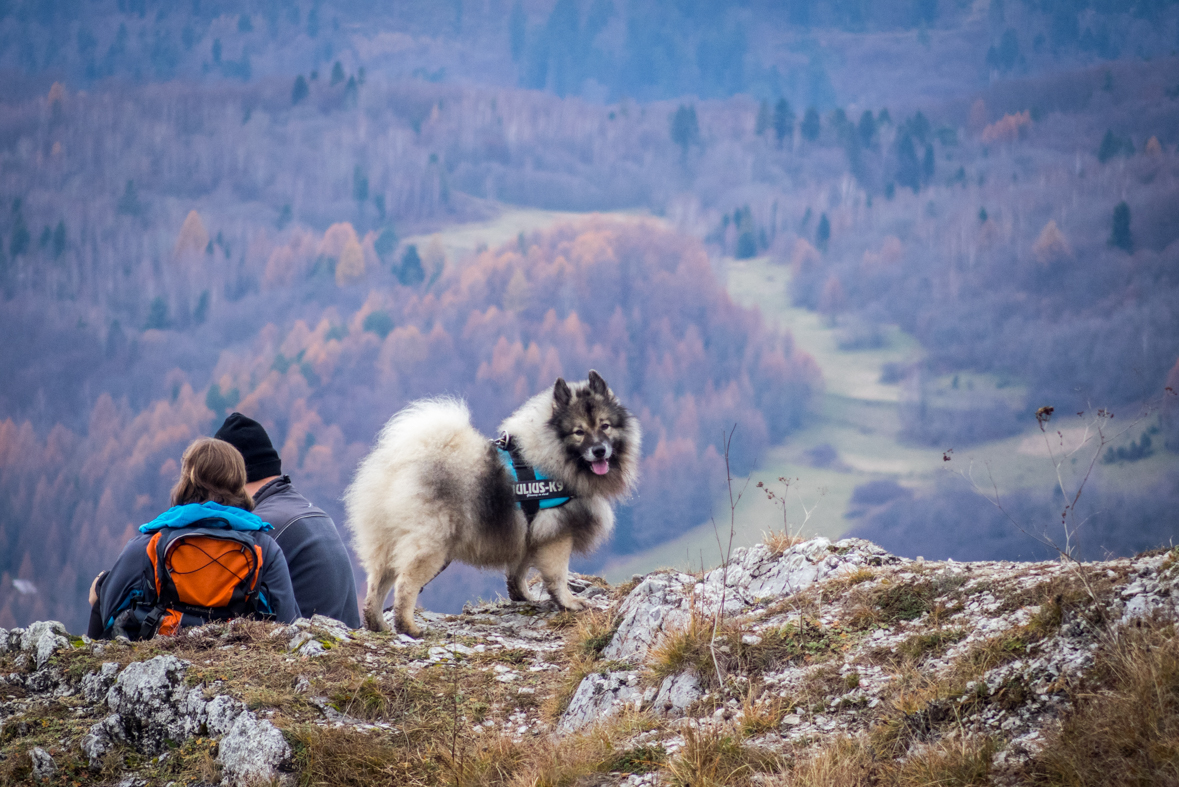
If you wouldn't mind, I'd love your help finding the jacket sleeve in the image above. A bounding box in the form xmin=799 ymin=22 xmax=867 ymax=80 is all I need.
xmin=257 ymin=536 xmax=301 ymax=623
xmin=96 ymin=534 xmax=154 ymax=636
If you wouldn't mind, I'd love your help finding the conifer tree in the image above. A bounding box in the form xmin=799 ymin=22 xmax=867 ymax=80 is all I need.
xmin=773 ymin=98 xmax=795 ymax=148
xmin=399 ymin=245 xmax=425 ymax=286
xmin=292 ymin=75 xmax=309 ymax=105
xmin=755 ymin=100 xmax=771 ymax=137
xmin=858 ymin=110 xmax=876 ymax=148
xmin=800 ymin=107 xmax=820 ymax=142
xmin=897 ymin=135 xmax=921 ymax=192
xmin=816 ymin=213 xmax=830 ymax=251
xmin=1109 ymin=201 xmax=1133 ymax=252
xmin=670 ymin=104 xmax=700 ymax=163
xmin=509 ymin=1 xmax=527 ymax=62
xmin=52 ymin=221 xmax=66 ymax=259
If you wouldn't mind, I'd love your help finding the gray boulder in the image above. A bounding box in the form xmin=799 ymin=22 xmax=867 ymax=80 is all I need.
xmin=20 ymin=621 xmax=70 ymax=669
xmin=696 ymin=538 xmax=900 ymax=617
xmin=217 ymin=710 xmax=292 ymax=786
xmin=558 ymin=670 xmax=654 ymax=733
xmin=81 ymin=713 xmax=126 ymax=766
xmin=29 ymin=746 xmax=56 ymax=781
xmin=205 ymin=694 xmax=247 ymax=737
xmin=82 ymin=655 xmax=207 ymax=764
xmin=82 ymin=662 xmax=121 ymax=703
xmin=601 ymin=572 xmax=695 ymax=663
xmin=652 ymin=672 xmax=702 ymax=716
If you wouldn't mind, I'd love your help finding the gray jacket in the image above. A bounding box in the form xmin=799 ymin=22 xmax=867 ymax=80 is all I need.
xmin=253 ymin=476 xmax=361 ymax=628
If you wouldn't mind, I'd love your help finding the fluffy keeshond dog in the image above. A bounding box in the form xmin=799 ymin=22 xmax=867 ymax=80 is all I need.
xmin=345 ymin=370 xmax=640 ymax=636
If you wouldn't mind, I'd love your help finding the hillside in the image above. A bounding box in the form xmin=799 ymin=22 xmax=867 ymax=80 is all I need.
xmin=4 ymin=0 xmax=1179 ymax=635
xmin=2 ymin=537 xmax=1178 ymax=786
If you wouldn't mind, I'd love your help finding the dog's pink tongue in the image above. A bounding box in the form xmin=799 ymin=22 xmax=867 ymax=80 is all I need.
xmin=591 ymin=459 xmax=610 ymax=475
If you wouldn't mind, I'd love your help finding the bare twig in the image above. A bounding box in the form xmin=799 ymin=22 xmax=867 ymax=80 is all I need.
xmin=950 ymin=397 xmax=1166 ymax=609
xmin=708 ymin=425 xmax=748 ymax=691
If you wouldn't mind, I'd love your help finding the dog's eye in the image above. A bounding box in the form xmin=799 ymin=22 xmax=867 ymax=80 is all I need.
xmin=573 ymin=428 xmax=585 ymax=437
xmin=600 ymin=423 xmax=611 ymax=431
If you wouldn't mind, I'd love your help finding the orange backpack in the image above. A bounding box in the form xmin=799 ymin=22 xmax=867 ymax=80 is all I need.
xmin=131 ymin=524 xmax=268 ymax=638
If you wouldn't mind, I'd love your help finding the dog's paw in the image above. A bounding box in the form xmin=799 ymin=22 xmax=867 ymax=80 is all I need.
xmin=395 ymin=618 xmax=424 ymax=638
xmin=557 ymin=595 xmax=589 ymax=612
xmin=506 ymin=581 xmax=532 ymax=603
xmin=364 ymin=606 xmax=391 ymax=633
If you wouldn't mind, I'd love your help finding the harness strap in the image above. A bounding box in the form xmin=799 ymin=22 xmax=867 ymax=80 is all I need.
xmin=492 ymin=433 xmax=574 ymax=524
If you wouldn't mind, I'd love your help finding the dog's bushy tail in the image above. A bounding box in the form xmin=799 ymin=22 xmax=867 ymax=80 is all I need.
xmin=375 ymin=396 xmax=473 ymax=452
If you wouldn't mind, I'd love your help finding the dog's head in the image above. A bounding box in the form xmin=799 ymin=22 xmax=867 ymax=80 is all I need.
xmin=548 ymin=370 xmax=639 ymax=493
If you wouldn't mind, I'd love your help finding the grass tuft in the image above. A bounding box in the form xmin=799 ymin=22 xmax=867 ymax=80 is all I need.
xmin=666 ymin=726 xmax=782 ymax=787
xmin=1024 ymin=618 xmax=1179 ymax=786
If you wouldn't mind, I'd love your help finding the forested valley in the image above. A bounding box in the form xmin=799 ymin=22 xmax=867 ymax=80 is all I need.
xmin=2 ymin=0 xmax=1178 ymax=631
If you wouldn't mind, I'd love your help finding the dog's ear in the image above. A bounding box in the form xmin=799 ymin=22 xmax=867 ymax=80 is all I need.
xmin=587 ymin=369 xmax=609 ymax=396
xmin=553 ymin=378 xmax=572 ymax=408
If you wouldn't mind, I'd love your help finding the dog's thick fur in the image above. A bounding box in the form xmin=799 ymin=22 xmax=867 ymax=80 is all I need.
xmin=345 ymin=371 xmax=640 ymax=636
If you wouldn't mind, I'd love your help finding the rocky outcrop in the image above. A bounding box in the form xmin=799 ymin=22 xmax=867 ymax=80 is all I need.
xmin=1 ymin=543 xmax=1177 ymax=786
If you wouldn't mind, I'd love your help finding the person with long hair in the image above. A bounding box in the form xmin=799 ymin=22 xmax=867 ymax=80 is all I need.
xmin=87 ymin=438 xmax=299 ymax=638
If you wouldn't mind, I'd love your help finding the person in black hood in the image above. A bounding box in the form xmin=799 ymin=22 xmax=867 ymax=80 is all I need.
xmin=215 ymin=412 xmax=361 ymax=628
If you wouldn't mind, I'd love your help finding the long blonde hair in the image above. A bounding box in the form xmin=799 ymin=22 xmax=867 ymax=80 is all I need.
xmin=170 ymin=437 xmax=254 ymax=511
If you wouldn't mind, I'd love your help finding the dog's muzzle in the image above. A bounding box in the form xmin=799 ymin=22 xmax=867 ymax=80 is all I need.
xmin=584 ymin=442 xmax=612 ymax=475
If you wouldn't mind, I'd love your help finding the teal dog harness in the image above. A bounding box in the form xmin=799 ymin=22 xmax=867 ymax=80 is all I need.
xmin=492 ymin=433 xmax=574 ymax=523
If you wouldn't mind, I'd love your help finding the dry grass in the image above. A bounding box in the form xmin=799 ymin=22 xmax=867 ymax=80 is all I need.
xmin=889 ymin=735 xmax=997 ymax=786
xmin=515 ymin=714 xmax=665 ymax=786
xmin=740 ymin=686 xmax=793 ymax=737
xmin=1024 ymin=618 xmax=1179 ymax=786
xmin=566 ymin=608 xmax=619 ymax=661
xmin=650 ymin=610 xmax=857 ymax=692
xmin=889 ymin=628 xmax=968 ymax=665
xmin=779 ymin=736 xmax=878 ymax=787
xmin=764 ymin=530 xmax=806 ymax=556
xmin=649 ymin=609 xmax=718 ymax=684
xmin=666 ymin=725 xmax=783 ymax=787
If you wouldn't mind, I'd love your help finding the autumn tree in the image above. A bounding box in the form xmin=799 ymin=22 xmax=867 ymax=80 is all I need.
xmin=335 ymin=238 xmax=366 ymax=286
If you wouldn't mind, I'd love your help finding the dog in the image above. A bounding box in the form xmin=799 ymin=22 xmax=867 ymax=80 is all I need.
xmin=344 ymin=370 xmax=640 ymax=636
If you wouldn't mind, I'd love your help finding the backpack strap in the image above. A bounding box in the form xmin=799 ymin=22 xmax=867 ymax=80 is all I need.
xmin=270 ymin=509 xmax=327 ymax=544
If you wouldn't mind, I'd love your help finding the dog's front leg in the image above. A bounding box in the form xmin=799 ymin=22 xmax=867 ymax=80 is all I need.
xmin=505 ymin=556 xmax=533 ymax=602
xmin=533 ymin=536 xmax=587 ymax=611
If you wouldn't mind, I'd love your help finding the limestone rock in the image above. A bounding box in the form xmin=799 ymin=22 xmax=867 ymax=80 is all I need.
xmin=103 ymin=655 xmax=206 ymax=754
xmin=217 ymin=710 xmax=292 ymax=786
xmin=29 ymin=746 xmax=56 ymax=781
xmin=601 ymin=572 xmax=695 ymax=663
xmin=558 ymin=670 xmax=653 ymax=732
xmin=81 ymin=713 xmax=125 ymax=766
xmin=20 ymin=620 xmax=70 ymax=669
xmin=82 ymin=662 xmax=120 ymax=703
xmin=652 ymin=672 xmax=701 ymax=716
xmin=205 ymin=694 xmax=247 ymax=737
xmin=695 ymin=538 xmax=900 ymax=617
